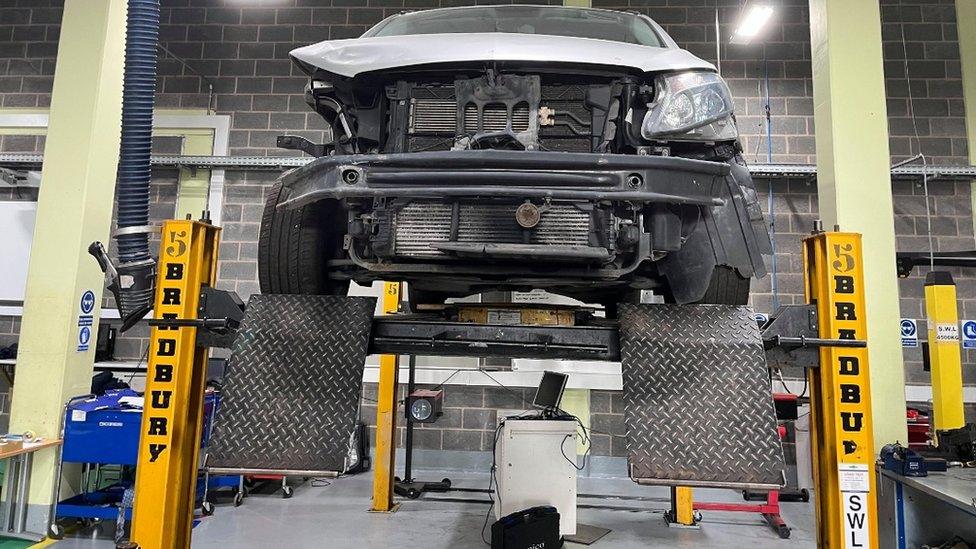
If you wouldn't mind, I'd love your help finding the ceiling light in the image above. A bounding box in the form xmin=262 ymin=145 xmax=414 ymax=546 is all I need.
xmin=730 ymin=3 xmax=775 ymax=45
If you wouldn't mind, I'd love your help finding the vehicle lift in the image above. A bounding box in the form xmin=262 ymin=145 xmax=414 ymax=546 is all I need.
xmin=113 ymin=219 xmax=880 ymax=549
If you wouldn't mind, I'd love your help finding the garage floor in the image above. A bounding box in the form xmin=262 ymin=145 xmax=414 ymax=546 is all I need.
xmin=50 ymin=471 xmax=815 ymax=548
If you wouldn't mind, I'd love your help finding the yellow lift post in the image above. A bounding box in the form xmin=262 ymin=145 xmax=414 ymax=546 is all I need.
xmin=370 ymin=282 xmax=402 ymax=512
xmin=669 ymin=230 xmax=879 ymax=547
xmin=804 ymin=230 xmax=878 ymax=548
xmin=128 ymin=220 xmax=221 ymax=549
xmin=923 ymin=272 xmax=965 ymax=432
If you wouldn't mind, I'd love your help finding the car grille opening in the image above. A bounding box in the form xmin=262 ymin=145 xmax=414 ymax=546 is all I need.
xmin=393 ymin=202 xmax=593 ymax=258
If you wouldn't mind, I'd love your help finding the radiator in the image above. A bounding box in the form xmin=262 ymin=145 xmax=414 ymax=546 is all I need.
xmin=393 ymin=202 xmax=592 ymax=258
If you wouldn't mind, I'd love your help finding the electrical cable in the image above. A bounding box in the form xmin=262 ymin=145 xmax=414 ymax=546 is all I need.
xmin=775 ymin=369 xmax=791 ymax=394
xmin=481 ymin=421 xmax=505 ymax=545
xmin=772 ymin=368 xmax=807 ymax=399
xmin=477 ymin=368 xmax=535 ymax=408
xmin=431 ymin=368 xmax=465 ymax=391
xmin=762 ymin=48 xmax=779 ymax=311
xmin=899 ymin=17 xmax=936 ymax=271
xmin=126 ymin=345 xmax=151 ymax=386
xmin=752 ymin=78 xmax=765 ymax=164
xmin=157 ymin=43 xmax=216 ymax=114
xmin=555 ymin=410 xmax=592 ymax=472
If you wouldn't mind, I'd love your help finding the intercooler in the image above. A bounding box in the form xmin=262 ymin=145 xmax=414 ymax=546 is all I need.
xmin=392 ymin=202 xmax=594 ymax=258
xmin=409 ymin=98 xmax=531 ymax=134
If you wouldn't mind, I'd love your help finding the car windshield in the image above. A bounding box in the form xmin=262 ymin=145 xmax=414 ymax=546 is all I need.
xmin=364 ymin=6 xmax=665 ymax=48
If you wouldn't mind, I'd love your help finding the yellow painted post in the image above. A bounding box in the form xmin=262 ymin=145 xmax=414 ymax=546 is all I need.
xmin=130 ymin=221 xmax=220 ymax=549
xmin=808 ymin=0 xmax=907 ymax=447
xmin=370 ymin=282 xmax=401 ymax=512
xmin=5 ymin=0 xmax=126 ymax=529
xmin=957 ymin=0 xmax=976 ymax=239
xmin=804 ymin=232 xmax=878 ymax=549
xmin=924 ymin=273 xmax=965 ymax=431
xmin=672 ymin=487 xmax=695 ymax=526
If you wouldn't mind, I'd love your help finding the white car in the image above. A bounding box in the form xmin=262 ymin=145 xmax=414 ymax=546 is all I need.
xmin=260 ymin=5 xmax=770 ymax=313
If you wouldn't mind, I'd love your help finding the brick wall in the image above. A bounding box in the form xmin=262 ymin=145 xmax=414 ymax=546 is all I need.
xmin=0 ymin=0 xmax=973 ymax=454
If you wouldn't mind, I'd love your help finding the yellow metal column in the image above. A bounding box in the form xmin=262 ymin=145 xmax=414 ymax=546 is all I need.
xmin=671 ymin=487 xmax=695 ymax=526
xmin=958 ymin=0 xmax=976 ymax=237
xmin=6 ymin=0 xmax=126 ymax=526
xmin=130 ymin=221 xmax=219 ymax=549
xmin=371 ymin=282 xmax=401 ymax=512
xmin=804 ymin=232 xmax=878 ymax=548
xmin=924 ymin=273 xmax=965 ymax=431
xmin=808 ymin=0 xmax=907 ymax=447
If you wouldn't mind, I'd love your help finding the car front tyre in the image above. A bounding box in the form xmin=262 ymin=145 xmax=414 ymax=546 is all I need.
xmin=258 ymin=179 xmax=350 ymax=296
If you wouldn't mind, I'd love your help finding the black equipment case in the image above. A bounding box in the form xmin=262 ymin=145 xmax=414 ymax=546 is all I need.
xmin=491 ymin=506 xmax=562 ymax=549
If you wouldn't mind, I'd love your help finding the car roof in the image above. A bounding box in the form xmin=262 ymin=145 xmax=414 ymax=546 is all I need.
xmin=385 ymin=5 xmax=654 ymax=22
xmin=366 ymin=5 xmax=678 ymax=48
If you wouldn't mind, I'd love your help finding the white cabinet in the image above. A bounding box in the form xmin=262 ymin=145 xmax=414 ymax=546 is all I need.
xmin=493 ymin=418 xmax=578 ymax=536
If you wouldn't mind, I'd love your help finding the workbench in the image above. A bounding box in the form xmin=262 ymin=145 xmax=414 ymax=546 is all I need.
xmin=0 ymin=438 xmax=61 ymax=541
xmin=878 ymin=466 xmax=976 ymax=548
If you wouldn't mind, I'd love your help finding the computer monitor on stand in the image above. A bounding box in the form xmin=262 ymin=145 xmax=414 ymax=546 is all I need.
xmin=533 ymin=371 xmax=569 ymax=418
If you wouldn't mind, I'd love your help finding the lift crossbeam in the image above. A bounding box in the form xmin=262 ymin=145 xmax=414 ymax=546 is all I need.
xmin=369 ymin=317 xmax=619 ymax=360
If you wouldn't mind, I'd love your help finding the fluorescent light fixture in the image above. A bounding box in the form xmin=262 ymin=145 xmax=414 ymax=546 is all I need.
xmin=730 ymin=3 xmax=775 ymax=45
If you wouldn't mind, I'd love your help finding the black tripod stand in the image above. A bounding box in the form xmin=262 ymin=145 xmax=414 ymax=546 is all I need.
xmin=394 ymin=355 xmax=452 ymax=499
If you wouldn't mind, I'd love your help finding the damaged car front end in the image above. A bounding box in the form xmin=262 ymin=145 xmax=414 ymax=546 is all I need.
xmin=260 ymin=5 xmax=771 ymax=308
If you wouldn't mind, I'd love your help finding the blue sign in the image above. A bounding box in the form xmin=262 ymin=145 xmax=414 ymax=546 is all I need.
xmin=963 ymin=320 xmax=976 ymax=350
xmin=77 ymin=326 xmax=91 ymax=352
xmin=901 ymin=318 xmax=918 ymax=348
xmin=77 ymin=289 xmax=96 ymax=352
xmin=754 ymin=313 xmax=769 ymax=327
xmin=80 ymin=290 xmax=96 ymax=314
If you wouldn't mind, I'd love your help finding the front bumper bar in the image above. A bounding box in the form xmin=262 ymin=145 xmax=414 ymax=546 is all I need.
xmin=277 ymin=150 xmax=730 ymax=209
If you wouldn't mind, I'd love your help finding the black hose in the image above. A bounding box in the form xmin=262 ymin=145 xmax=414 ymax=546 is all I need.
xmin=116 ymin=0 xmax=159 ymax=264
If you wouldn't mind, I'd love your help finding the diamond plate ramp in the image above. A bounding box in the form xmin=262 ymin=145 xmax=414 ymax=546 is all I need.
xmin=208 ymin=294 xmax=376 ymax=473
xmin=619 ymin=304 xmax=785 ymax=489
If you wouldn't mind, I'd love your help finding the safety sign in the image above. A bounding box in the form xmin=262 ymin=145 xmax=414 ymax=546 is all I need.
xmin=900 ymin=318 xmax=918 ymax=348
xmin=963 ymin=320 xmax=976 ymax=350
xmin=936 ymin=323 xmax=960 ymax=342
xmin=77 ymin=289 xmax=95 ymax=352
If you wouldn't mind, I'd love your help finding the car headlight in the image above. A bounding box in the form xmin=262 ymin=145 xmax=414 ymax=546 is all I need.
xmin=641 ymin=71 xmax=737 ymax=140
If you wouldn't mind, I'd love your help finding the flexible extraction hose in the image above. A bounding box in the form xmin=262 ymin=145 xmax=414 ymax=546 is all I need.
xmin=89 ymin=0 xmax=161 ymax=331
xmin=116 ymin=0 xmax=159 ymax=264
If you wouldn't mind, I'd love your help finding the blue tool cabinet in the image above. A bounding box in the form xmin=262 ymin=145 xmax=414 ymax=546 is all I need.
xmin=54 ymin=389 xmax=235 ymax=524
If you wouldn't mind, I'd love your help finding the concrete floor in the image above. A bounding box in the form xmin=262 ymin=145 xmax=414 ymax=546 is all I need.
xmin=50 ymin=470 xmax=815 ymax=548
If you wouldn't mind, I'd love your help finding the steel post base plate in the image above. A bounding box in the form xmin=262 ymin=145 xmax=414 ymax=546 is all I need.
xmin=208 ymin=294 xmax=376 ymax=473
xmin=619 ymin=304 xmax=785 ymax=489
